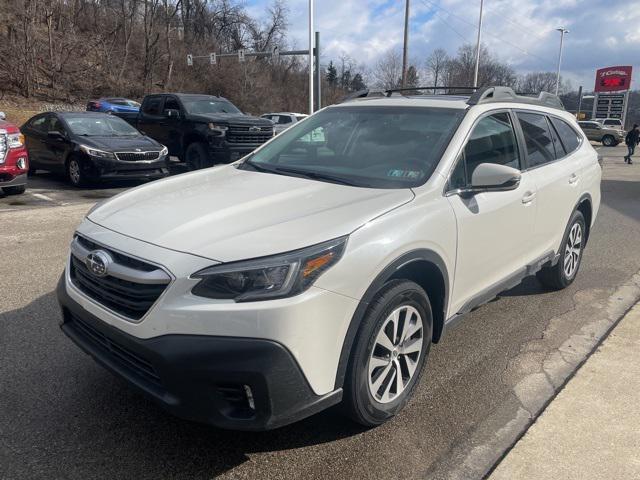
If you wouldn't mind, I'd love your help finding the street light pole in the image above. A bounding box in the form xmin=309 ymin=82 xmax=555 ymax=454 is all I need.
xmin=555 ymin=27 xmax=569 ymax=96
xmin=401 ymin=0 xmax=410 ymax=88
xmin=472 ymin=0 xmax=484 ymax=88
xmin=308 ymin=0 xmax=314 ymax=114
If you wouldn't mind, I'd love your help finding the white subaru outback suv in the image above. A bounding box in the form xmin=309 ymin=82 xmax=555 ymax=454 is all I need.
xmin=58 ymin=87 xmax=601 ymax=430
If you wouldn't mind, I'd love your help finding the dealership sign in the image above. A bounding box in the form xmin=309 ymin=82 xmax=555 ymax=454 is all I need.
xmin=592 ymin=66 xmax=633 ymax=126
xmin=594 ymin=66 xmax=633 ymax=93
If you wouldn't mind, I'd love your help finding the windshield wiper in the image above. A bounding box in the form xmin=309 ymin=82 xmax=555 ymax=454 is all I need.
xmin=271 ymin=166 xmax=360 ymax=186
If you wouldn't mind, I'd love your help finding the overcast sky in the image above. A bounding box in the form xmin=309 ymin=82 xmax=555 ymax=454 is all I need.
xmin=246 ymin=0 xmax=640 ymax=90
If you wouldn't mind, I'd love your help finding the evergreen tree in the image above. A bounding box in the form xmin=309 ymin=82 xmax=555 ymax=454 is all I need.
xmin=326 ymin=61 xmax=338 ymax=87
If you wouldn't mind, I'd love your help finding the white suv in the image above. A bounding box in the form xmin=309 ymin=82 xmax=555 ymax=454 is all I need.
xmin=58 ymin=87 xmax=601 ymax=430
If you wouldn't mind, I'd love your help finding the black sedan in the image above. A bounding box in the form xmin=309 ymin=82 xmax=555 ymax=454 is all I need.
xmin=21 ymin=112 xmax=169 ymax=186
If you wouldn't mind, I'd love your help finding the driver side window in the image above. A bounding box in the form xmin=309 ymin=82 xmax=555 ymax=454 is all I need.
xmin=450 ymin=112 xmax=521 ymax=189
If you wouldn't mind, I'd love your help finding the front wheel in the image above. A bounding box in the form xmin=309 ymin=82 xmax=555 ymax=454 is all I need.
xmin=537 ymin=210 xmax=586 ymax=290
xmin=185 ymin=142 xmax=212 ymax=171
xmin=343 ymin=280 xmax=432 ymax=427
xmin=67 ymin=157 xmax=88 ymax=187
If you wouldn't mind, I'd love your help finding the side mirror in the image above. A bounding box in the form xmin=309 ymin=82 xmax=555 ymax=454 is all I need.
xmin=165 ymin=109 xmax=180 ymax=118
xmin=47 ymin=131 xmax=65 ymax=141
xmin=0 ymin=112 xmax=6 ymax=121
xmin=469 ymin=163 xmax=521 ymax=192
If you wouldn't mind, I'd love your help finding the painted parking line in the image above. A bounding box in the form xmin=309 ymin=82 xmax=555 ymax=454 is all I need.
xmin=30 ymin=192 xmax=58 ymax=203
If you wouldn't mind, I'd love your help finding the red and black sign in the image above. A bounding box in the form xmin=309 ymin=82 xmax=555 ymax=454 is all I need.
xmin=594 ymin=66 xmax=633 ymax=92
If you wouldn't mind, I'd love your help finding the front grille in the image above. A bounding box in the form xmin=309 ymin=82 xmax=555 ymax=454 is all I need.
xmin=0 ymin=133 xmax=7 ymax=164
xmin=70 ymin=237 xmax=169 ymax=320
xmin=68 ymin=313 xmax=162 ymax=386
xmin=227 ymin=124 xmax=273 ymax=145
xmin=115 ymin=151 xmax=161 ymax=162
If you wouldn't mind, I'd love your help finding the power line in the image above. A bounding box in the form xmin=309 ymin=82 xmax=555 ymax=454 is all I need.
xmin=418 ymin=0 xmax=556 ymax=68
xmin=431 ymin=9 xmax=470 ymax=43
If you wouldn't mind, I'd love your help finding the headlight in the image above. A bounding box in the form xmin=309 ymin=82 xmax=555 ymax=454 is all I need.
xmin=191 ymin=236 xmax=347 ymax=302
xmin=79 ymin=144 xmax=116 ymax=160
xmin=160 ymin=145 xmax=169 ymax=156
xmin=208 ymin=123 xmax=228 ymax=132
xmin=7 ymin=133 xmax=24 ymax=149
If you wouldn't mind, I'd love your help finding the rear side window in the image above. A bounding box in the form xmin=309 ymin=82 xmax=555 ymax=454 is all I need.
xmin=449 ymin=112 xmax=520 ymax=189
xmin=278 ymin=116 xmax=292 ymax=124
xmin=517 ymin=112 xmax=556 ymax=168
xmin=547 ymin=118 xmax=565 ymax=157
xmin=142 ymin=97 xmax=163 ymax=115
xmin=550 ymin=117 xmax=581 ymax=155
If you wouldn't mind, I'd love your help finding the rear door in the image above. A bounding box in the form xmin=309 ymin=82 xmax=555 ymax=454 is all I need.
xmin=44 ymin=114 xmax=71 ymax=173
xmin=22 ymin=114 xmax=49 ymax=169
xmin=447 ymin=110 xmax=538 ymax=315
xmin=515 ymin=111 xmax=582 ymax=256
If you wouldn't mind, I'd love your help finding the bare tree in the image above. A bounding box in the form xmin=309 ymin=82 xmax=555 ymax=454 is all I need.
xmin=372 ymin=48 xmax=403 ymax=89
xmin=425 ymin=48 xmax=448 ymax=87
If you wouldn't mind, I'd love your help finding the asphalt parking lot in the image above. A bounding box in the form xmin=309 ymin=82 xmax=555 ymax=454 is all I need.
xmin=1 ymin=145 xmax=639 ymax=479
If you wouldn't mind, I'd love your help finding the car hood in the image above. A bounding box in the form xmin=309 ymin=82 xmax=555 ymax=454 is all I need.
xmin=88 ymin=166 xmax=414 ymax=262
xmin=186 ymin=113 xmax=272 ymax=126
xmin=75 ymin=135 xmax=162 ymax=152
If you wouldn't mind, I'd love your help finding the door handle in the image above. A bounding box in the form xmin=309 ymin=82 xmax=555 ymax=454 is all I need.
xmin=569 ymin=173 xmax=579 ymax=185
xmin=522 ymin=191 xmax=536 ymax=204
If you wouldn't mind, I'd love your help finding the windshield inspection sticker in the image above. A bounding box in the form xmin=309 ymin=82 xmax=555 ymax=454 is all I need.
xmin=387 ymin=169 xmax=423 ymax=179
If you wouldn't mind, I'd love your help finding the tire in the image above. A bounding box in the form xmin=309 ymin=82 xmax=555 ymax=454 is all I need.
xmin=185 ymin=142 xmax=212 ymax=171
xmin=601 ymin=135 xmax=615 ymax=147
xmin=67 ymin=157 xmax=88 ymax=187
xmin=537 ymin=210 xmax=586 ymax=290
xmin=2 ymin=185 xmax=26 ymax=195
xmin=343 ymin=279 xmax=433 ymax=427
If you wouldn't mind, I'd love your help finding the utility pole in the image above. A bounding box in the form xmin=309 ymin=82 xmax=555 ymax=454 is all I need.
xmin=308 ymin=0 xmax=314 ymax=114
xmin=576 ymin=85 xmax=583 ymax=119
xmin=315 ymin=31 xmax=321 ymax=110
xmin=555 ymin=27 xmax=569 ymax=96
xmin=401 ymin=0 xmax=410 ymax=87
xmin=473 ymin=0 xmax=484 ymax=88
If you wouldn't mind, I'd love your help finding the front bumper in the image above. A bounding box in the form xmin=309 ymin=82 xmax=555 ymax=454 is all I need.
xmin=57 ymin=275 xmax=343 ymax=430
xmin=85 ymin=155 xmax=170 ymax=181
xmin=0 ymin=171 xmax=27 ymax=187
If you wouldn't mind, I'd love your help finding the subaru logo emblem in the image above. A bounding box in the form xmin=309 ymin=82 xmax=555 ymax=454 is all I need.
xmin=85 ymin=250 xmax=112 ymax=278
xmin=249 ymin=126 xmax=260 ymax=132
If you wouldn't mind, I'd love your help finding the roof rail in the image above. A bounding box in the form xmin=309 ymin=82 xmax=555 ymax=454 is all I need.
xmin=339 ymin=88 xmax=387 ymax=103
xmin=383 ymin=86 xmax=480 ymax=96
xmin=467 ymin=86 xmax=565 ymax=110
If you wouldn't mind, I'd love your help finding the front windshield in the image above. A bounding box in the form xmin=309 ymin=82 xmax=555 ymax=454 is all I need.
xmin=241 ymin=106 xmax=465 ymax=189
xmin=64 ymin=115 xmax=141 ymax=136
xmin=182 ymin=99 xmax=241 ymax=115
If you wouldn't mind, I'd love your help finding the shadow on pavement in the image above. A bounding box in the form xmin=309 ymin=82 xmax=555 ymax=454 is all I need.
xmin=0 ymin=291 xmax=367 ymax=479
xmin=601 ymin=178 xmax=640 ymax=223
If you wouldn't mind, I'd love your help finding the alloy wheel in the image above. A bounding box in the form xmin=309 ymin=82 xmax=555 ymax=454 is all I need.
xmin=68 ymin=159 xmax=81 ymax=185
xmin=367 ymin=305 xmax=424 ymax=404
xmin=564 ymin=222 xmax=582 ymax=278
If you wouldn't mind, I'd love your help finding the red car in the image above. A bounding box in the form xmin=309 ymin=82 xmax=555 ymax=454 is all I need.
xmin=0 ymin=112 xmax=29 ymax=195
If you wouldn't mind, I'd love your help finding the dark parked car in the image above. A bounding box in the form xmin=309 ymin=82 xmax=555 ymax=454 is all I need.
xmin=116 ymin=93 xmax=274 ymax=170
xmin=86 ymin=98 xmax=141 ymax=114
xmin=22 ymin=112 xmax=169 ymax=186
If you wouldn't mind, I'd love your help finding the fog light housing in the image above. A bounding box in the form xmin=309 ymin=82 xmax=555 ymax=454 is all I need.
xmin=16 ymin=157 xmax=26 ymax=170
xmin=243 ymin=385 xmax=256 ymax=410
